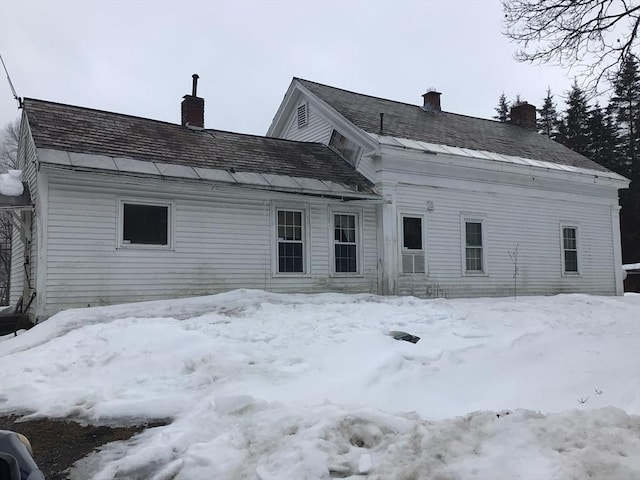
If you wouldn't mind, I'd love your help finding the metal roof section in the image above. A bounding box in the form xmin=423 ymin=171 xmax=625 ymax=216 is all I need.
xmin=113 ymin=157 xmax=162 ymax=175
xmin=192 ymin=167 xmax=236 ymax=183
xmin=69 ymin=152 xmax=118 ymax=171
xmin=369 ymin=133 xmax=628 ymax=182
xmin=36 ymin=148 xmax=380 ymax=199
xmin=259 ymin=173 xmax=303 ymax=189
xmin=154 ymin=163 xmax=200 ymax=179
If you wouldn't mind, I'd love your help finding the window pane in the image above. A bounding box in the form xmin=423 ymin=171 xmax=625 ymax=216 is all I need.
xmin=123 ymin=204 xmax=168 ymax=245
xmin=403 ymin=217 xmax=422 ymax=250
xmin=466 ymin=222 xmax=482 ymax=247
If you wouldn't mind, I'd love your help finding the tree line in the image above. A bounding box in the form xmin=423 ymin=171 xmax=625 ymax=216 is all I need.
xmin=495 ymin=54 xmax=640 ymax=287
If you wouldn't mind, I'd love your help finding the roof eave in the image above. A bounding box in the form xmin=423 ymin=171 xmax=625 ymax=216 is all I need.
xmin=36 ymin=149 xmax=379 ymax=199
xmin=372 ymin=134 xmax=630 ymax=188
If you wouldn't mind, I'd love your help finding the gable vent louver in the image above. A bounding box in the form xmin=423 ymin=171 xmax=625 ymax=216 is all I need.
xmin=297 ymin=103 xmax=308 ymax=128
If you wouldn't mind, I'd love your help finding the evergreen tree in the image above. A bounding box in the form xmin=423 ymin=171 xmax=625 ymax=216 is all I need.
xmin=537 ymin=87 xmax=558 ymax=138
xmin=556 ymin=81 xmax=590 ymax=157
xmin=610 ymin=55 xmax=640 ymax=181
xmin=586 ymin=103 xmax=619 ymax=173
xmin=494 ymin=93 xmax=510 ymax=122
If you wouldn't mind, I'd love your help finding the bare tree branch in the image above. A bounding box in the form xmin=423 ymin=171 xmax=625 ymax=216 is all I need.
xmin=0 ymin=119 xmax=20 ymax=171
xmin=503 ymin=0 xmax=640 ymax=95
xmin=0 ymin=119 xmax=20 ymax=305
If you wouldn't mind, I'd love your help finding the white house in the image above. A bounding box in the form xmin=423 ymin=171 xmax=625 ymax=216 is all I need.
xmin=268 ymin=78 xmax=630 ymax=298
xmin=4 ymin=76 xmax=630 ymax=321
xmin=7 ymin=76 xmax=381 ymax=320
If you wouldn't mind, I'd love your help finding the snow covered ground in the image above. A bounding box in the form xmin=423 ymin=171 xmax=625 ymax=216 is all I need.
xmin=1 ymin=290 xmax=639 ymax=479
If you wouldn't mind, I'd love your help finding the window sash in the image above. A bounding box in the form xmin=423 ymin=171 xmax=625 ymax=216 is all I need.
xmin=562 ymin=227 xmax=578 ymax=273
xmin=121 ymin=202 xmax=170 ymax=247
xmin=465 ymin=221 xmax=484 ymax=272
xmin=278 ymin=242 xmax=303 ymax=273
xmin=329 ymin=130 xmax=360 ymax=163
xmin=402 ymin=216 xmax=424 ymax=274
xmin=334 ymin=213 xmax=357 ymax=273
xmin=277 ymin=209 xmax=305 ymax=273
xmin=402 ymin=216 xmax=422 ymax=251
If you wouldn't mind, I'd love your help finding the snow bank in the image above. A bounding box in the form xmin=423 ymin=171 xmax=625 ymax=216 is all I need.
xmin=1 ymin=290 xmax=639 ymax=479
xmin=0 ymin=169 xmax=23 ymax=196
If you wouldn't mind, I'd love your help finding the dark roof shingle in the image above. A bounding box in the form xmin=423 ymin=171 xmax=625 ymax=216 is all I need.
xmin=296 ymin=78 xmax=610 ymax=173
xmin=23 ymin=98 xmax=372 ymax=190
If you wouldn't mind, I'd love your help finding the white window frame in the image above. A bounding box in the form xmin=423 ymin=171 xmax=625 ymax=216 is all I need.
xmin=117 ymin=198 xmax=174 ymax=250
xmin=272 ymin=203 xmax=311 ymax=277
xmin=460 ymin=214 xmax=487 ymax=276
xmin=330 ymin=209 xmax=363 ymax=277
xmin=560 ymin=223 xmax=580 ymax=275
xmin=297 ymin=102 xmax=308 ymax=128
xmin=400 ymin=213 xmax=426 ymax=275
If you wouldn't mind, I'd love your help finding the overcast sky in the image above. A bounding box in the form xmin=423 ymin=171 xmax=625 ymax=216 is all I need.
xmin=1 ymin=0 xmax=582 ymax=135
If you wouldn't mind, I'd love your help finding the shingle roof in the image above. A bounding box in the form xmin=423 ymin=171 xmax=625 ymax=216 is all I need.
xmin=296 ymin=78 xmax=610 ymax=173
xmin=22 ymin=98 xmax=373 ymax=190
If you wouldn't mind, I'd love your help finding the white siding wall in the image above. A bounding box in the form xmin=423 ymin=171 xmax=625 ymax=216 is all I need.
xmin=282 ymin=102 xmax=333 ymax=143
xmin=393 ymin=182 xmax=619 ymax=297
xmin=40 ymin=170 xmax=378 ymax=318
xmin=9 ymin=115 xmax=38 ymax=312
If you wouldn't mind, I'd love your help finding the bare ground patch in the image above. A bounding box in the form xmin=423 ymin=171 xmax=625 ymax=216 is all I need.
xmin=0 ymin=415 xmax=165 ymax=480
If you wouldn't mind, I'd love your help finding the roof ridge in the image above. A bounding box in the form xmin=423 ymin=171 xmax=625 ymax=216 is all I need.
xmin=23 ymin=98 xmax=332 ymax=149
xmin=207 ymin=127 xmax=327 ymax=147
xmin=294 ymin=78 xmax=507 ymax=125
xmin=23 ymin=97 xmax=182 ymax=128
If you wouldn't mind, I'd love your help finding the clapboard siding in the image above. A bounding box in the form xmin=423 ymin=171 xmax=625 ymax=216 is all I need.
xmin=8 ymin=228 xmax=23 ymax=305
xmin=9 ymin=114 xmax=38 ymax=311
xmin=394 ymin=181 xmax=618 ymax=297
xmin=282 ymin=102 xmax=333 ymax=143
xmin=40 ymin=170 xmax=378 ymax=317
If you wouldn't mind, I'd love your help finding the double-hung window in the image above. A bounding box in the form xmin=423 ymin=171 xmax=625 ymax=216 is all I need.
xmin=277 ymin=209 xmax=305 ymax=273
xmin=462 ymin=217 xmax=486 ymax=274
xmin=333 ymin=213 xmax=358 ymax=274
xmin=401 ymin=215 xmax=425 ymax=274
xmin=562 ymin=226 xmax=579 ymax=274
xmin=119 ymin=200 xmax=172 ymax=248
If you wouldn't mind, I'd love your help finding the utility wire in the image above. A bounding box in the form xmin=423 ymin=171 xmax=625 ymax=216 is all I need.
xmin=0 ymin=52 xmax=21 ymax=108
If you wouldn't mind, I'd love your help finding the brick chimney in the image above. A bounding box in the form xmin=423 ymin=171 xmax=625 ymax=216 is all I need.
xmin=422 ymin=89 xmax=441 ymax=112
xmin=181 ymin=74 xmax=204 ymax=128
xmin=509 ymin=101 xmax=536 ymax=130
